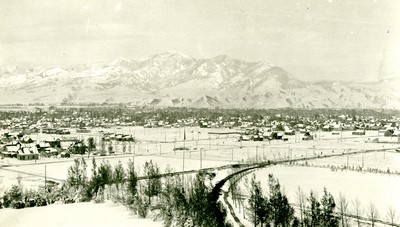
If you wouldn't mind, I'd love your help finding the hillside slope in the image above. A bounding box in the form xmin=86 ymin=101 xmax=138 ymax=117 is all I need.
xmin=0 ymin=52 xmax=399 ymax=109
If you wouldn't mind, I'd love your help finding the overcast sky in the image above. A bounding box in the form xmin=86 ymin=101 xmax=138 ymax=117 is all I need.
xmin=0 ymin=0 xmax=399 ymax=81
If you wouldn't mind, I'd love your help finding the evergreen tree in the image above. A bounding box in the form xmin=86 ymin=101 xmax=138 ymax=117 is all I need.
xmin=248 ymin=174 xmax=269 ymax=227
xmin=172 ymin=179 xmax=190 ymax=226
xmin=87 ymin=137 xmax=96 ymax=154
xmin=66 ymin=158 xmax=88 ymax=190
xmin=143 ymin=160 xmax=162 ymax=205
xmin=86 ymin=157 xmax=100 ymax=199
xmin=320 ymin=187 xmax=339 ymax=227
xmin=98 ymin=160 xmax=113 ymax=189
xmin=127 ymin=159 xmax=138 ymax=199
xmin=158 ymin=166 xmax=176 ymax=227
xmin=307 ymin=191 xmax=321 ymax=227
xmin=113 ymin=161 xmax=126 ymax=194
xmin=268 ymin=174 xmax=294 ymax=226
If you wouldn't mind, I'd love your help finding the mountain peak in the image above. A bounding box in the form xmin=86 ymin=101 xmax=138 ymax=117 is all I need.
xmin=211 ymin=54 xmax=232 ymax=62
xmin=147 ymin=51 xmax=193 ymax=61
xmin=110 ymin=57 xmax=133 ymax=66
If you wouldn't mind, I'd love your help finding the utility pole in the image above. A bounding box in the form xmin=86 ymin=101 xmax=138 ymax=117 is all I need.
xmin=362 ymin=154 xmax=364 ymax=169
xmin=200 ymin=148 xmax=203 ymax=169
xmin=256 ymin=146 xmax=258 ymax=162
xmin=182 ymin=150 xmax=185 ymax=184
xmin=44 ymin=165 xmax=47 ymax=187
xmin=262 ymin=145 xmax=265 ymax=160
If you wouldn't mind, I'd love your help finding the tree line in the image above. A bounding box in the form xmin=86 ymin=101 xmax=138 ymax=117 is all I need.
xmin=229 ymin=172 xmax=398 ymax=227
xmin=1 ymin=160 xmax=398 ymax=226
xmin=0 ymin=157 xmax=232 ymax=226
xmin=1 ymin=106 xmax=398 ymax=126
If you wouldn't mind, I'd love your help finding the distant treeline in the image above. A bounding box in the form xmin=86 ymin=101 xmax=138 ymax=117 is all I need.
xmin=0 ymin=106 xmax=398 ymax=125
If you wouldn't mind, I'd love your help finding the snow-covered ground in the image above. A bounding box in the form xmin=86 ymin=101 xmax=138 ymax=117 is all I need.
xmin=298 ymin=151 xmax=400 ymax=172
xmin=1 ymin=128 xmax=398 ymax=194
xmin=0 ymin=201 xmax=162 ymax=227
xmin=233 ymin=165 xmax=400 ymax=226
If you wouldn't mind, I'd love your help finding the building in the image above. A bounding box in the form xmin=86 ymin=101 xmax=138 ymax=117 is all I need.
xmin=17 ymin=147 xmax=39 ymax=160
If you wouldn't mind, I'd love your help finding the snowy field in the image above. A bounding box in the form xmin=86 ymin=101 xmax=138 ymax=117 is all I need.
xmin=235 ymin=166 xmax=400 ymax=226
xmin=0 ymin=201 xmax=162 ymax=227
xmin=297 ymin=151 xmax=400 ymax=173
xmin=1 ymin=127 xmax=399 ymax=195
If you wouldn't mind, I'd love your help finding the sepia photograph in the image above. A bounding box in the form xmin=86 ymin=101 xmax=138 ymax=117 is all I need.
xmin=0 ymin=0 xmax=399 ymax=226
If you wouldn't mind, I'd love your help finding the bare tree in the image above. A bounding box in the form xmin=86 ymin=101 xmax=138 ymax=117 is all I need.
xmin=228 ymin=173 xmax=238 ymax=207
xmin=352 ymin=198 xmax=363 ymax=227
xmin=296 ymin=186 xmax=306 ymax=226
xmin=338 ymin=193 xmax=349 ymax=227
xmin=387 ymin=207 xmax=397 ymax=227
xmin=367 ymin=203 xmax=379 ymax=227
xmin=235 ymin=184 xmax=243 ymax=209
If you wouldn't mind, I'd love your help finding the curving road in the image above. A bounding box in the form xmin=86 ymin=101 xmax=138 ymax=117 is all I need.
xmin=210 ymin=148 xmax=400 ymax=227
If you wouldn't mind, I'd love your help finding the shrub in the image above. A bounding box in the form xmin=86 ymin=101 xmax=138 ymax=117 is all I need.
xmin=2 ymin=185 xmax=23 ymax=208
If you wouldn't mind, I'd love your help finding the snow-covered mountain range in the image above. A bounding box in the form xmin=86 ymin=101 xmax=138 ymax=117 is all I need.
xmin=1 ymin=52 xmax=399 ymax=109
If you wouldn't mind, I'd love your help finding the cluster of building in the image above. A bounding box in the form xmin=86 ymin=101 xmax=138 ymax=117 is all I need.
xmin=101 ymin=133 xmax=135 ymax=141
xmin=1 ymin=108 xmax=399 ymax=132
xmin=0 ymin=132 xmax=81 ymax=160
xmin=1 ymin=109 xmax=399 ymax=160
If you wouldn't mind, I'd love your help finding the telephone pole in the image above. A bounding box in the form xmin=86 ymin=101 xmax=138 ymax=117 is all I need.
xmin=256 ymin=146 xmax=258 ymax=162
xmin=44 ymin=165 xmax=47 ymax=187
xmin=200 ymin=148 xmax=203 ymax=169
xmin=182 ymin=150 xmax=185 ymax=185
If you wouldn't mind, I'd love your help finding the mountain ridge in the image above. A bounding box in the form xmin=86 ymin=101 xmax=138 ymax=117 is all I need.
xmin=0 ymin=52 xmax=399 ymax=109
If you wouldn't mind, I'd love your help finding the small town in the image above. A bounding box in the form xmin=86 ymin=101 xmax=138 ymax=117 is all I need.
xmin=0 ymin=106 xmax=399 ymax=227
xmin=1 ymin=107 xmax=400 ymax=160
xmin=1 ymin=0 xmax=399 ymax=226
